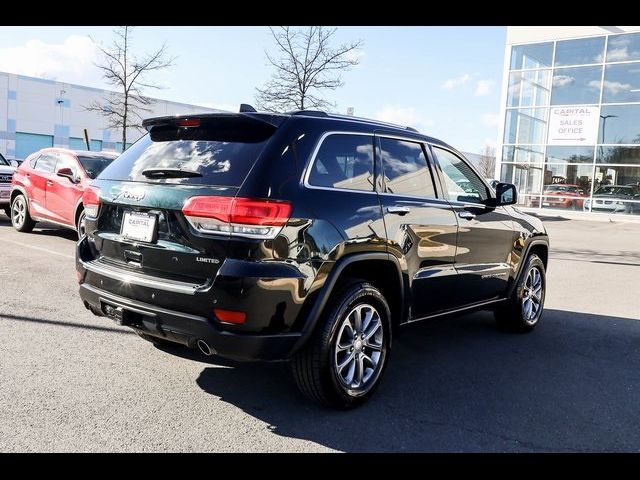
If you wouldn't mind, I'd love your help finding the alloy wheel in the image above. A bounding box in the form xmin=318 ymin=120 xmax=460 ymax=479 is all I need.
xmin=522 ymin=266 xmax=543 ymax=324
xmin=333 ymin=303 xmax=385 ymax=393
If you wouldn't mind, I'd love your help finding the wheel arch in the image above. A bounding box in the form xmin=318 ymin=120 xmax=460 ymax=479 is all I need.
xmin=508 ymin=239 xmax=549 ymax=297
xmin=291 ymin=252 xmax=405 ymax=355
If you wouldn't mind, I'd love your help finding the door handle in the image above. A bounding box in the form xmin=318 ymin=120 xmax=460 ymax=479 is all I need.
xmin=387 ymin=206 xmax=411 ymax=216
xmin=46 ymin=180 xmax=54 ymax=186
xmin=458 ymin=211 xmax=476 ymax=220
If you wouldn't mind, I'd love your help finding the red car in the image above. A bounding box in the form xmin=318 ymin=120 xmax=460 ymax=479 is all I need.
xmin=542 ymin=184 xmax=588 ymax=210
xmin=10 ymin=148 xmax=118 ymax=237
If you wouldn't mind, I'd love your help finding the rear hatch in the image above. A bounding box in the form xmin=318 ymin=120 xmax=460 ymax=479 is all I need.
xmin=86 ymin=114 xmax=282 ymax=288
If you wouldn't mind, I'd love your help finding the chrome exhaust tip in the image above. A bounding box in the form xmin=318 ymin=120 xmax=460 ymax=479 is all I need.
xmin=197 ymin=339 xmax=215 ymax=356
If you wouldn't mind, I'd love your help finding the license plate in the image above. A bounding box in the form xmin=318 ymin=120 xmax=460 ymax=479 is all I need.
xmin=542 ymin=202 xmax=550 ymax=206
xmin=121 ymin=211 xmax=157 ymax=243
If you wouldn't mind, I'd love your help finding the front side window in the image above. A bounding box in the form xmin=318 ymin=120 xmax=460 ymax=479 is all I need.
xmin=34 ymin=154 xmax=57 ymax=173
xmin=56 ymin=155 xmax=78 ymax=177
xmin=379 ymin=138 xmax=436 ymax=198
xmin=308 ymin=134 xmax=374 ymax=191
xmin=433 ymin=147 xmax=489 ymax=203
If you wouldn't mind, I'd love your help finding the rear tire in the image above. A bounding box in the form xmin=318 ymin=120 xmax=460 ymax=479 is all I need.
xmin=291 ymin=281 xmax=391 ymax=409
xmin=495 ymin=254 xmax=546 ymax=333
xmin=11 ymin=194 xmax=35 ymax=233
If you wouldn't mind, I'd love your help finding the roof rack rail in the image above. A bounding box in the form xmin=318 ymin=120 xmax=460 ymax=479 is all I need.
xmin=291 ymin=110 xmax=328 ymax=117
xmin=405 ymin=126 xmax=419 ymax=133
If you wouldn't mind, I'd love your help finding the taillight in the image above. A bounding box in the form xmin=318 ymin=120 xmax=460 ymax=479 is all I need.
xmin=214 ymin=308 xmax=247 ymax=325
xmin=182 ymin=196 xmax=292 ymax=239
xmin=83 ymin=186 xmax=101 ymax=219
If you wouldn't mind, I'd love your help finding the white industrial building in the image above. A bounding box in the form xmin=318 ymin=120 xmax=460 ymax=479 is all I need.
xmin=0 ymin=71 xmax=217 ymax=160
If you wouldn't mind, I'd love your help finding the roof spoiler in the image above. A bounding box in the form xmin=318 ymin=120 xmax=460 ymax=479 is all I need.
xmin=142 ymin=111 xmax=286 ymax=131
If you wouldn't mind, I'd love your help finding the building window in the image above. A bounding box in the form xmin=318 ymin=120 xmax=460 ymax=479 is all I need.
xmin=504 ymin=108 xmax=548 ymax=144
xmin=601 ymin=63 xmax=640 ymax=104
xmin=554 ymin=37 xmax=605 ymax=67
xmin=69 ymin=137 xmax=102 ymax=151
xmin=15 ymin=132 xmax=53 ymax=160
xmin=598 ymin=105 xmax=640 ymax=144
xmin=546 ymin=146 xmax=595 ymax=164
xmin=606 ymin=33 xmax=640 ymax=63
xmin=507 ymin=70 xmax=551 ymax=108
xmin=550 ymin=66 xmax=602 ymax=105
xmin=510 ymin=42 xmax=553 ymax=70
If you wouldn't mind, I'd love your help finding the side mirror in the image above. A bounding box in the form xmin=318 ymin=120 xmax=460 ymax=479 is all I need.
xmin=493 ymin=182 xmax=517 ymax=206
xmin=485 ymin=182 xmax=517 ymax=207
xmin=57 ymin=167 xmax=78 ymax=183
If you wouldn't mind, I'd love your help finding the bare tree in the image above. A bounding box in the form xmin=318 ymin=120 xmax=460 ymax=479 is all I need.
xmin=85 ymin=26 xmax=175 ymax=152
xmin=255 ymin=26 xmax=363 ymax=112
xmin=478 ymin=145 xmax=497 ymax=178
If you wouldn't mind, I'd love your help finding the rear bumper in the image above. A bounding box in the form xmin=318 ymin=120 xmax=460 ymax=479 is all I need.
xmin=78 ymin=282 xmax=302 ymax=361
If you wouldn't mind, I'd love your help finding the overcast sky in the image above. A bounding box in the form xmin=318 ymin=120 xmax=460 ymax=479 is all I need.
xmin=0 ymin=26 xmax=507 ymax=153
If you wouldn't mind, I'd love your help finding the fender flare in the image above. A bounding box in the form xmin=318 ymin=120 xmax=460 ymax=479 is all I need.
xmin=508 ymin=238 xmax=549 ymax=297
xmin=291 ymin=252 xmax=404 ymax=354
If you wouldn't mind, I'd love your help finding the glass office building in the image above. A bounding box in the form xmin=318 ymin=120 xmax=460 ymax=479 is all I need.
xmin=498 ymin=27 xmax=640 ymax=217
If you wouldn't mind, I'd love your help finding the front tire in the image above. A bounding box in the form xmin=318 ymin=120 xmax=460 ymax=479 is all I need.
xmin=291 ymin=282 xmax=391 ymax=409
xmin=11 ymin=194 xmax=35 ymax=233
xmin=495 ymin=254 xmax=546 ymax=332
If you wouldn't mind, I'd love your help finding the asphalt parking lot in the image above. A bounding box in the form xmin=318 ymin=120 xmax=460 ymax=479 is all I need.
xmin=1 ymin=212 xmax=639 ymax=452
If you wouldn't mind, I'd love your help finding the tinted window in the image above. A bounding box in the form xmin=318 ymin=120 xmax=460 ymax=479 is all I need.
xmin=554 ymin=37 xmax=605 ymax=66
xmin=380 ymin=138 xmax=435 ymax=198
xmin=546 ymin=146 xmax=594 ymax=164
xmin=551 ymin=66 xmax=602 ymax=105
xmin=99 ymin=133 xmax=271 ymax=187
xmin=598 ymin=105 xmax=640 ymax=143
xmin=308 ymin=134 xmax=374 ymax=191
xmin=510 ymin=43 xmax=553 ymax=70
xmin=433 ymin=147 xmax=489 ymax=202
xmin=601 ymin=63 xmax=640 ymax=104
xmin=607 ymin=33 xmax=640 ymax=63
xmin=597 ymin=146 xmax=640 ymax=165
xmin=78 ymin=155 xmax=116 ymax=179
xmin=34 ymin=154 xmax=57 ymax=173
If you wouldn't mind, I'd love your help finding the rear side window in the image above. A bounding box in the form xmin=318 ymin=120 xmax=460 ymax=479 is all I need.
xmin=78 ymin=155 xmax=115 ymax=179
xmin=308 ymin=134 xmax=374 ymax=191
xmin=380 ymin=138 xmax=436 ymax=198
xmin=34 ymin=154 xmax=57 ymax=173
xmin=99 ymin=118 xmax=275 ymax=187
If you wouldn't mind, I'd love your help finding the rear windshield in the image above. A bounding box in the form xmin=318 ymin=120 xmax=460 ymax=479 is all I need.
xmin=78 ymin=156 xmax=116 ymax=179
xmin=98 ymin=121 xmax=274 ymax=187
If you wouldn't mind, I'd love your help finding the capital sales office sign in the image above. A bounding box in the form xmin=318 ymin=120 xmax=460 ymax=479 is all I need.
xmin=547 ymin=106 xmax=600 ymax=145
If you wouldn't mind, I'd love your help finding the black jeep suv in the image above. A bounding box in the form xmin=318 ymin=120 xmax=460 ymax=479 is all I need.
xmin=76 ymin=107 xmax=549 ymax=408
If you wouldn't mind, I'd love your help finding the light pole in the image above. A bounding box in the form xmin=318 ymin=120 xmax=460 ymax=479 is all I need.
xmin=600 ymin=114 xmax=617 ymax=146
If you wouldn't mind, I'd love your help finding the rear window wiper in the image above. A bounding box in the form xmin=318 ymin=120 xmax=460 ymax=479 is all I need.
xmin=141 ymin=168 xmax=203 ymax=178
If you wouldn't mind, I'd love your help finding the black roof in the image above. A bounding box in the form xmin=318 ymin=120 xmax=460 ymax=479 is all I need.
xmin=141 ymin=106 xmax=454 ymax=150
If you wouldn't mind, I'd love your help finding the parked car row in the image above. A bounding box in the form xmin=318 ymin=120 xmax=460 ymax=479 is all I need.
xmin=3 ymin=107 xmax=550 ymax=408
